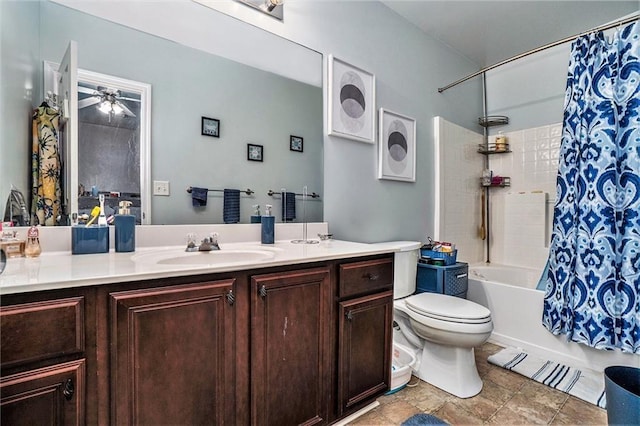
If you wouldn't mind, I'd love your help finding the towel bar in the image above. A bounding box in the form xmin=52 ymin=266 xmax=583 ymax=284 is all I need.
xmin=186 ymin=187 xmax=254 ymax=196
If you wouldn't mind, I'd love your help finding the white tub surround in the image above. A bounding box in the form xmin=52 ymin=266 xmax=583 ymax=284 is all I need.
xmin=468 ymin=263 xmax=639 ymax=372
xmin=0 ymin=223 xmax=409 ymax=295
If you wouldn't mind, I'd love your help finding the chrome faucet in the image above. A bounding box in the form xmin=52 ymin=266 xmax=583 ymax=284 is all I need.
xmin=198 ymin=233 xmax=220 ymax=251
xmin=185 ymin=232 xmax=220 ymax=252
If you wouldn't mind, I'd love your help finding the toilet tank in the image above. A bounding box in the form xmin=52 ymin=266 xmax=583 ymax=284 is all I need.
xmin=392 ymin=241 xmax=422 ymax=299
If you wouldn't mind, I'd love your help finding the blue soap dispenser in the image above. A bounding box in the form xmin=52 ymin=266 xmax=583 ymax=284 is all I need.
xmin=251 ymin=204 xmax=262 ymax=223
xmin=115 ymin=201 xmax=135 ymax=252
xmin=261 ymin=204 xmax=275 ymax=244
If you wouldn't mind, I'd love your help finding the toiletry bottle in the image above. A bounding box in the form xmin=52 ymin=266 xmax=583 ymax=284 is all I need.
xmin=261 ymin=204 xmax=275 ymax=244
xmin=251 ymin=204 xmax=262 ymax=223
xmin=98 ymin=194 xmax=108 ymax=226
xmin=495 ymin=131 xmax=508 ymax=152
xmin=115 ymin=201 xmax=135 ymax=252
xmin=24 ymin=226 xmax=41 ymax=258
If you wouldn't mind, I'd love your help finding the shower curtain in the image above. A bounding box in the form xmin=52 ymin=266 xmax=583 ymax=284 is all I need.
xmin=31 ymin=104 xmax=62 ymax=226
xmin=542 ymin=22 xmax=639 ymax=353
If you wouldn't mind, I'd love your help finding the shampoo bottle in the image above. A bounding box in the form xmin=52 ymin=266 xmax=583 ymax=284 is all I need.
xmin=261 ymin=204 xmax=275 ymax=244
xmin=115 ymin=201 xmax=135 ymax=252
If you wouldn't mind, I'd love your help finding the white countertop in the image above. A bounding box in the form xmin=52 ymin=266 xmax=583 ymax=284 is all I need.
xmin=0 ymin=239 xmax=412 ymax=295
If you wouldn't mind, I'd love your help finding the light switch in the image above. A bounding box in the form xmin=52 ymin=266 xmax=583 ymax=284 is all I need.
xmin=153 ymin=180 xmax=170 ymax=196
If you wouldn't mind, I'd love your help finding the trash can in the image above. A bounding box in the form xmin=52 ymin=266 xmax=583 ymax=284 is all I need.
xmin=604 ymin=366 xmax=640 ymax=425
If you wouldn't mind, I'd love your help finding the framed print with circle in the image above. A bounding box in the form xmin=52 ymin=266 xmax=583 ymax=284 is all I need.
xmin=290 ymin=135 xmax=303 ymax=152
xmin=327 ymin=55 xmax=375 ymax=143
xmin=378 ymin=108 xmax=416 ymax=182
xmin=201 ymin=116 xmax=220 ymax=137
xmin=247 ymin=143 xmax=263 ymax=162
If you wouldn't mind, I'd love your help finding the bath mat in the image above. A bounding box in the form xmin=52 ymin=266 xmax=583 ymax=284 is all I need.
xmin=401 ymin=413 xmax=448 ymax=426
xmin=488 ymin=346 xmax=606 ymax=408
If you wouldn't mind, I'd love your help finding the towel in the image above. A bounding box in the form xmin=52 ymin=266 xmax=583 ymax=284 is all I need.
xmin=537 ymin=259 xmax=550 ymax=291
xmin=282 ymin=192 xmax=296 ymax=222
xmin=191 ymin=187 xmax=208 ymax=207
xmin=223 ymin=189 xmax=240 ymax=224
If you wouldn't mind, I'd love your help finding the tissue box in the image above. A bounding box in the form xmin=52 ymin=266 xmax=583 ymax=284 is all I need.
xmin=72 ymin=226 xmax=109 ymax=254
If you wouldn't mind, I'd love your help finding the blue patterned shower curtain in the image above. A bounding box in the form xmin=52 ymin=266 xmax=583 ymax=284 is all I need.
xmin=542 ymin=22 xmax=640 ymax=353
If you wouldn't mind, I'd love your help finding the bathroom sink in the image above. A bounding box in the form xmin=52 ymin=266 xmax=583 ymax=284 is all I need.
xmin=132 ymin=248 xmax=278 ymax=266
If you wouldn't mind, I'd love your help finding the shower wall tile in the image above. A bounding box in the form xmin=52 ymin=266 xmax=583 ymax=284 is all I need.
xmin=488 ymin=123 xmax=561 ymax=269
xmin=435 ymin=117 xmax=484 ymax=265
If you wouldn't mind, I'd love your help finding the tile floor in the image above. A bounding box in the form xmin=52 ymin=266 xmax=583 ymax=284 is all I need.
xmin=351 ymin=342 xmax=608 ymax=425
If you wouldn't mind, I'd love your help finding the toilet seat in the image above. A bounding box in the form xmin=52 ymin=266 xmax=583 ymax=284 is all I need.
xmin=406 ymin=293 xmax=491 ymax=324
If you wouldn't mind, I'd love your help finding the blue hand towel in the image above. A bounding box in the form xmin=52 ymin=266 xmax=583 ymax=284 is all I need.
xmin=191 ymin=187 xmax=208 ymax=207
xmin=282 ymin=192 xmax=296 ymax=222
xmin=223 ymin=189 xmax=240 ymax=224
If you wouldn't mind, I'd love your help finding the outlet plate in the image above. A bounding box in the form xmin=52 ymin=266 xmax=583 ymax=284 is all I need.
xmin=153 ymin=180 xmax=170 ymax=196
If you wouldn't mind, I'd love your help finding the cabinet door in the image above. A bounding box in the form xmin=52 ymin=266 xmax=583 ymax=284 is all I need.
xmin=110 ymin=279 xmax=236 ymax=425
xmin=1 ymin=359 xmax=85 ymax=426
xmin=251 ymin=267 xmax=331 ymax=426
xmin=337 ymin=291 xmax=393 ymax=416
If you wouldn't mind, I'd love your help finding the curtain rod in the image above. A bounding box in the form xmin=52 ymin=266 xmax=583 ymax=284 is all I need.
xmin=438 ymin=14 xmax=639 ymax=93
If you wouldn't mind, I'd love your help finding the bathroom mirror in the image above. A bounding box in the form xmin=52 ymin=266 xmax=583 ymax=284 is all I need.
xmin=1 ymin=0 xmax=323 ymax=225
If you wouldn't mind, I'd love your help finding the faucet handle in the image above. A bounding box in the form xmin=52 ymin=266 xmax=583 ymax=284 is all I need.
xmin=185 ymin=233 xmax=198 ymax=252
xmin=209 ymin=232 xmax=220 ymax=250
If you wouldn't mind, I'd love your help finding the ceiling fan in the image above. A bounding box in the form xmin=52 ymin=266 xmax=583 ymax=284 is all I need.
xmin=78 ymin=86 xmax=139 ymax=118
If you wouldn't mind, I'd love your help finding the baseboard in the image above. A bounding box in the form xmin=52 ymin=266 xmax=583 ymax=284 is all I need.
xmin=332 ymin=401 xmax=380 ymax=426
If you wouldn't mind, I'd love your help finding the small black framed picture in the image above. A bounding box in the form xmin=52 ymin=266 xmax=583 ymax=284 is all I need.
xmin=247 ymin=143 xmax=263 ymax=162
xmin=201 ymin=116 xmax=220 ymax=137
xmin=290 ymin=135 xmax=304 ymax=152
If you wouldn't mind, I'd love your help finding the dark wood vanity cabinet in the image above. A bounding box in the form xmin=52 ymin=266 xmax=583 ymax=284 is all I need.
xmin=336 ymin=257 xmax=394 ymax=418
xmin=250 ymin=267 xmax=332 ymax=426
xmin=1 ymin=295 xmax=88 ymax=426
xmin=0 ymin=253 xmax=394 ymax=425
xmin=1 ymin=359 xmax=86 ymax=426
xmin=109 ymin=279 xmax=237 ymax=426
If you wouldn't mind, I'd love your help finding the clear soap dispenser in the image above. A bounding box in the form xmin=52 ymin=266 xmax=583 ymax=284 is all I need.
xmin=24 ymin=226 xmax=41 ymax=258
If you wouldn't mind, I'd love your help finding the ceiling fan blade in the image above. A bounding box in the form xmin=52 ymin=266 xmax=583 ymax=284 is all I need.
xmin=118 ymin=101 xmax=137 ymax=118
xmin=118 ymin=96 xmax=141 ymax=102
xmin=78 ymin=97 xmax=100 ymax=109
xmin=78 ymin=86 xmax=97 ymax=95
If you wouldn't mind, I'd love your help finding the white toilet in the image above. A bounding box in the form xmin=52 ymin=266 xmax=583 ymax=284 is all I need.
xmin=392 ymin=242 xmax=493 ymax=398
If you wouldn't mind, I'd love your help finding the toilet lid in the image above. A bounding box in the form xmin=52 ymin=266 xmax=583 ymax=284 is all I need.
xmin=406 ymin=293 xmax=491 ymax=323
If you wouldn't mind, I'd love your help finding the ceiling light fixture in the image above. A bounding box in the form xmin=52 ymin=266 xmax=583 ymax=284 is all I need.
xmin=265 ymin=0 xmax=283 ymax=12
xmin=235 ymin=0 xmax=283 ymax=20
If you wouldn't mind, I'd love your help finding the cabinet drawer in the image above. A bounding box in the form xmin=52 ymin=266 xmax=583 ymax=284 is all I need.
xmin=1 ymin=297 xmax=85 ymax=368
xmin=338 ymin=257 xmax=393 ymax=298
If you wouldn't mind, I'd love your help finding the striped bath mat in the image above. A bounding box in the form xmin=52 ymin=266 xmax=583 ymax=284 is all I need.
xmin=488 ymin=346 xmax=606 ymax=408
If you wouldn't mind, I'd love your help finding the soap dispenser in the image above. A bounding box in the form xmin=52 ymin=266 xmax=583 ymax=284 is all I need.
xmin=115 ymin=201 xmax=135 ymax=252
xmin=261 ymin=204 xmax=275 ymax=244
xmin=251 ymin=204 xmax=262 ymax=223
xmin=24 ymin=226 xmax=41 ymax=258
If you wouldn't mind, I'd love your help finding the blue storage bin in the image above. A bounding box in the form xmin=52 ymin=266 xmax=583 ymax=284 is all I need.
xmin=416 ymin=262 xmax=468 ymax=298
xmin=72 ymin=226 xmax=109 ymax=254
xmin=420 ymin=249 xmax=457 ymax=266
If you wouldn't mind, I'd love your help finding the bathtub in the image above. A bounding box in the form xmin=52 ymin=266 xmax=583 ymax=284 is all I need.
xmin=467 ymin=263 xmax=639 ymax=372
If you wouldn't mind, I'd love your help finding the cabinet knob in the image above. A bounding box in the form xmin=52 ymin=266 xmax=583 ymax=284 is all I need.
xmin=345 ymin=310 xmax=353 ymax=321
xmin=364 ymin=272 xmax=379 ymax=281
xmin=259 ymin=285 xmax=267 ymax=299
xmin=63 ymin=378 xmax=74 ymax=401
